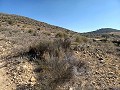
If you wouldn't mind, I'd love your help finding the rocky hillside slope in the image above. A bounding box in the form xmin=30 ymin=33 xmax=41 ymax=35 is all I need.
xmin=0 ymin=13 xmax=120 ymax=90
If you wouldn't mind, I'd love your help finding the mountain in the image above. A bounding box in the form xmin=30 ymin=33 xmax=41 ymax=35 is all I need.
xmin=87 ymin=28 xmax=120 ymax=34
xmin=81 ymin=28 xmax=120 ymax=38
xmin=0 ymin=13 xmax=119 ymax=90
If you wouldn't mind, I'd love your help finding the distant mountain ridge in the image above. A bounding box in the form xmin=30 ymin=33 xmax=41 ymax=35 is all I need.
xmin=85 ymin=28 xmax=120 ymax=34
xmin=81 ymin=28 xmax=120 ymax=38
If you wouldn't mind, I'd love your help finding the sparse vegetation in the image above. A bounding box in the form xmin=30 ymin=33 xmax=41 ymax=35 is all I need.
xmin=55 ymin=32 xmax=68 ymax=38
xmin=75 ymin=35 xmax=88 ymax=43
xmin=19 ymin=38 xmax=90 ymax=90
xmin=28 ymin=29 xmax=33 ymax=33
xmin=0 ymin=13 xmax=119 ymax=90
xmin=7 ymin=20 xmax=14 ymax=25
xmin=43 ymin=31 xmax=51 ymax=36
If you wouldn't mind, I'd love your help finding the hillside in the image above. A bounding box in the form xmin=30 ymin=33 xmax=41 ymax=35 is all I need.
xmin=82 ymin=28 xmax=120 ymax=39
xmin=0 ymin=13 xmax=120 ymax=90
xmin=86 ymin=28 xmax=120 ymax=34
xmin=0 ymin=13 xmax=76 ymax=34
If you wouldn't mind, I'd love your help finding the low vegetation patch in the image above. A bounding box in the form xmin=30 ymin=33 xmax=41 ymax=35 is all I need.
xmin=75 ymin=35 xmax=88 ymax=43
xmin=55 ymin=32 xmax=68 ymax=38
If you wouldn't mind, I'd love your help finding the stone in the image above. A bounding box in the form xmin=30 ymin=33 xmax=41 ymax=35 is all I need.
xmin=69 ymin=87 xmax=73 ymax=90
xmin=30 ymin=76 xmax=36 ymax=82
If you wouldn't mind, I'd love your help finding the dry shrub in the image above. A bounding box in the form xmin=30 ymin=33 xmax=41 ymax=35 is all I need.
xmin=55 ymin=32 xmax=68 ymax=38
xmin=75 ymin=35 xmax=88 ymax=43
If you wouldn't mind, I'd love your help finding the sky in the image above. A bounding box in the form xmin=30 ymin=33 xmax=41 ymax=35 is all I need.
xmin=0 ymin=0 xmax=120 ymax=32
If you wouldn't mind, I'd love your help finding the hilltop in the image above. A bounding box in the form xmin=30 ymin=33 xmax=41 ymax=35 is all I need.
xmin=0 ymin=13 xmax=119 ymax=90
xmin=81 ymin=28 xmax=120 ymax=39
xmin=85 ymin=28 xmax=120 ymax=34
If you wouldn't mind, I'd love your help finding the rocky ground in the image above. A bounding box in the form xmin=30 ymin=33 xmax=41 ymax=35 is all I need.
xmin=0 ymin=37 xmax=119 ymax=90
xmin=0 ymin=13 xmax=119 ymax=90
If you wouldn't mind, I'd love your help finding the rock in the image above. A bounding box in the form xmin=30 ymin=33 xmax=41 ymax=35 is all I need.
xmin=98 ymin=58 xmax=104 ymax=63
xmin=29 ymin=76 xmax=36 ymax=85
xmin=75 ymin=51 xmax=79 ymax=54
xmin=98 ymin=58 xmax=103 ymax=60
xmin=30 ymin=76 xmax=36 ymax=82
xmin=69 ymin=87 xmax=74 ymax=90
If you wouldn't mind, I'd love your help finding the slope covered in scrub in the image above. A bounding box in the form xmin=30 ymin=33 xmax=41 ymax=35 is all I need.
xmin=0 ymin=13 xmax=119 ymax=90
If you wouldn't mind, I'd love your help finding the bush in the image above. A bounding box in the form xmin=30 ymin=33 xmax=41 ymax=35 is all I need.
xmin=37 ymin=28 xmax=40 ymax=30
xmin=75 ymin=36 xmax=88 ymax=43
xmin=55 ymin=32 xmax=68 ymax=38
xmin=15 ymin=38 xmax=89 ymax=90
xmin=28 ymin=29 xmax=33 ymax=33
xmin=75 ymin=36 xmax=81 ymax=43
xmin=81 ymin=36 xmax=88 ymax=42
xmin=7 ymin=20 xmax=14 ymax=25
xmin=47 ymin=59 xmax=72 ymax=90
xmin=27 ymin=41 xmax=52 ymax=60
xmin=26 ymin=38 xmax=71 ymax=61
xmin=62 ymin=38 xmax=71 ymax=50
xmin=43 ymin=31 xmax=51 ymax=36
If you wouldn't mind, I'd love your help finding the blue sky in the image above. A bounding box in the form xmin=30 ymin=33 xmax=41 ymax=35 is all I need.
xmin=0 ymin=0 xmax=120 ymax=32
